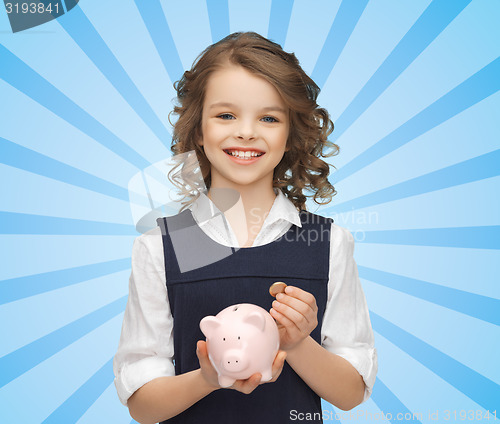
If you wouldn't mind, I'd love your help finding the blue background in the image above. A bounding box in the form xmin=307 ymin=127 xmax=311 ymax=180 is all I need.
xmin=0 ymin=0 xmax=499 ymax=423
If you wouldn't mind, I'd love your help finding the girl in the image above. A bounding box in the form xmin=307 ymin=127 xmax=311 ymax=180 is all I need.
xmin=113 ymin=32 xmax=377 ymax=424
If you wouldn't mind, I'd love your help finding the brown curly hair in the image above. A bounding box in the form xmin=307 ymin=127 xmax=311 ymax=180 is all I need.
xmin=168 ymin=31 xmax=339 ymax=212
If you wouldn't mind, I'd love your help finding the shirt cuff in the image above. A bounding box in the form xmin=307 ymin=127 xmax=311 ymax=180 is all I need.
xmin=114 ymin=356 xmax=176 ymax=406
xmin=331 ymin=346 xmax=378 ymax=403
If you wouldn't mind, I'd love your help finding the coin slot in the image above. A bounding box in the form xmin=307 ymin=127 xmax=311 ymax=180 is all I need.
xmin=233 ymin=306 xmax=239 ymax=311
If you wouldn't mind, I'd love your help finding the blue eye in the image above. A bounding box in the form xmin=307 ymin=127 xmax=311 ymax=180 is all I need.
xmin=217 ymin=114 xmax=234 ymax=120
xmin=262 ymin=116 xmax=278 ymax=123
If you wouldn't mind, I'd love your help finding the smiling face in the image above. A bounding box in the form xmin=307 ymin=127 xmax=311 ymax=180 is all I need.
xmin=198 ymin=64 xmax=290 ymax=192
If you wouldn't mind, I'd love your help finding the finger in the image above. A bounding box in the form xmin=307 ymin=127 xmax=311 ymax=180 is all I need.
xmin=285 ymin=286 xmax=318 ymax=311
xmin=263 ymin=351 xmax=287 ymax=384
xmin=271 ymin=350 xmax=287 ymax=369
xmin=276 ymin=294 xmax=318 ymax=331
xmin=196 ymin=341 xmax=213 ymax=368
xmin=233 ymin=373 xmax=261 ymax=394
xmin=196 ymin=340 xmax=206 ymax=357
xmin=272 ymin=299 xmax=313 ymax=334
xmin=270 ymin=306 xmax=303 ymax=338
xmin=195 ymin=341 xmax=202 ymax=357
xmin=270 ymin=351 xmax=287 ymax=382
xmin=276 ymin=292 xmax=315 ymax=321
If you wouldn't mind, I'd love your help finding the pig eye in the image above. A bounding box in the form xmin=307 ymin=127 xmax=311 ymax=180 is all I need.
xmin=238 ymin=336 xmax=240 ymax=340
xmin=223 ymin=338 xmax=226 ymax=341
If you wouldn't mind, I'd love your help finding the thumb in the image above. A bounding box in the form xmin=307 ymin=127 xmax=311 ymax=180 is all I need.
xmin=196 ymin=340 xmax=209 ymax=362
xmin=197 ymin=340 xmax=207 ymax=352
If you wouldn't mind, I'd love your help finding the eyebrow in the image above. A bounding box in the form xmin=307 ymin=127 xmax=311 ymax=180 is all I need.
xmin=208 ymin=102 xmax=287 ymax=114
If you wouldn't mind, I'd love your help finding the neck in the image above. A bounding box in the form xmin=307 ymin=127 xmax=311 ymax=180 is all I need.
xmin=207 ymin=178 xmax=277 ymax=246
xmin=208 ymin=172 xmax=277 ymax=211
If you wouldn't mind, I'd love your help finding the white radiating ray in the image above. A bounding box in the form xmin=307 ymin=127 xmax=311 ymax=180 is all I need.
xmin=0 ymin=0 xmax=499 ymax=422
xmin=127 ymin=151 xmax=206 ymax=233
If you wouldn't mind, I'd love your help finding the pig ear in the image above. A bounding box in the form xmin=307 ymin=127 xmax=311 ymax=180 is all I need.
xmin=243 ymin=311 xmax=266 ymax=332
xmin=200 ymin=316 xmax=221 ymax=338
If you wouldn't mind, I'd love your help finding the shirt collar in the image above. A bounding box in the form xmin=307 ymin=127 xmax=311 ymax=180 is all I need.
xmin=189 ymin=188 xmax=302 ymax=228
xmin=266 ymin=188 xmax=302 ymax=228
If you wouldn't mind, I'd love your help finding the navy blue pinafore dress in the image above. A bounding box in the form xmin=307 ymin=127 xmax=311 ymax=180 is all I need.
xmin=157 ymin=208 xmax=333 ymax=423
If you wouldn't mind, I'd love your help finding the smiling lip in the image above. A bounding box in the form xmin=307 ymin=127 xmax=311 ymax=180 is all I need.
xmin=223 ymin=147 xmax=265 ymax=153
xmin=223 ymin=148 xmax=265 ymax=165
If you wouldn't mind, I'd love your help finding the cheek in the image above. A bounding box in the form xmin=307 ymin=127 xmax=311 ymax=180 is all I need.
xmin=204 ymin=121 xmax=229 ymax=143
xmin=271 ymin=127 xmax=289 ymax=151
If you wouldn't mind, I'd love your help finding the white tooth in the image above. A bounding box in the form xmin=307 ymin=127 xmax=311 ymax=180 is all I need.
xmin=228 ymin=150 xmax=261 ymax=159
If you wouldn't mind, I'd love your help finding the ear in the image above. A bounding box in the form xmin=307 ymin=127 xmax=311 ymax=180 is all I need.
xmin=200 ymin=316 xmax=220 ymax=338
xmin=243 ymin=311 xmax=266 ymax=332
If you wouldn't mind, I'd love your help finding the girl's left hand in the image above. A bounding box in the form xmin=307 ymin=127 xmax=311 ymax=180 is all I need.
xmin=269 ymin=286 xmax=318 ymax=352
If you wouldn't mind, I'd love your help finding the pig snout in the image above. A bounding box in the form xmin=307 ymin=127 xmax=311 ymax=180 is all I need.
xmin=222 ymin=349 xmax=249 ymax=373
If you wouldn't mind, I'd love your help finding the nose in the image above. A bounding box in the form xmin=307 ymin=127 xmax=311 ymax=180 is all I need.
xmin=235 ymin=119 xmax=257 ymax=140
xmin=222 ymin=349 xmax=249 ymax=373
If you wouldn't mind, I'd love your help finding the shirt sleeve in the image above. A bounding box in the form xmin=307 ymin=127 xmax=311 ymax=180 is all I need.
xmin=112 ymin=228 xmax=176 ymax=406
xmin=320 ymin=223 xmax=378 ymax=403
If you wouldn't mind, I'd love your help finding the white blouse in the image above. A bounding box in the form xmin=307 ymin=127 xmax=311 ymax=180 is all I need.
xmin=113 ymin=189 xmax=378 ymax=406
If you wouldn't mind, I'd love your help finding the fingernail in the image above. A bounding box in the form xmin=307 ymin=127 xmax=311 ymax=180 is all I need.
xmin=276 ymin=293 xmax=284 ymax=300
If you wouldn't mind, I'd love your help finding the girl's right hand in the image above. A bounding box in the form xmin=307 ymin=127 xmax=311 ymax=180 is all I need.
xmin=196 ymin=340 xmax=222 ymax=390
xmin=196 ymin=341 xmax=287 ymax=395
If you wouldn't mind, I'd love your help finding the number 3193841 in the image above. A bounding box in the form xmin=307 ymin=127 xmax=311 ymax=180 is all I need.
xmin=5 ymin=2 xmax=60 ymax=14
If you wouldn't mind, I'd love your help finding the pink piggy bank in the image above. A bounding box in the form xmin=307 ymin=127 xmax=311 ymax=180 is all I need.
xmin=199 ymin=303 xmax=280 ymax=388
